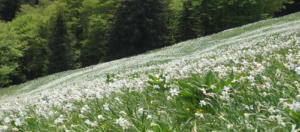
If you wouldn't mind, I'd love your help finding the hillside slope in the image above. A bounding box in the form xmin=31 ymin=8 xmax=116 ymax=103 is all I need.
xmin=0 ymin=13 xmax=300 ymax=131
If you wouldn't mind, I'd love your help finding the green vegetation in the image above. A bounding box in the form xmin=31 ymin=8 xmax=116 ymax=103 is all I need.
xmin=0 ymin=21 xmax=299 ymax=130
xmin=1 ymin=0 xmax=298 ymax=87
xmin=108 ymin=0 xmax=171 ymax=60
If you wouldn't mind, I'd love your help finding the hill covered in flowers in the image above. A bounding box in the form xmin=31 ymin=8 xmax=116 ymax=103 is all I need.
xmin=0 ymin=12 xmax=300 ymax=131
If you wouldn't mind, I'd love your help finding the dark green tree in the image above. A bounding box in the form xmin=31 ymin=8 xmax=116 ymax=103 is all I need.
xmin=0 ymin=26 xmax=26 ymax=87
xmin=20 ymin=24 xmax=50 ymax=80
xmin=196 ymin=0 xmax=291 ymax=35
xmin=177 ymin=0 xmax=203 ymax=42
xmin=80 ymin=17 xmax=108 ymax=66
xmin=48 ymin=10 xmax=73 ymax=73
xmin=22 ymin=0 xmax=40 ymax=5
xmin=276 ymin=0 xmax=300 ymax=16
xmin=8 ymin=14 xmax=50 ymax=82
xmin=0 ymin=0 xmax=20 ymax=21
xmin=108 ymin=0 xmax=170 ymax=60
xmin=79 ymin=0 xmax=120 ymax=66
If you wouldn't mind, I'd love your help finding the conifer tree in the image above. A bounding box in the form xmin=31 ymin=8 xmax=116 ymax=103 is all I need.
xmin=80 ymin=17 xmax=108 ymax=66
xmin=195 ymin=0 xmax=291 ymax=35
xmin=276 ymin=0 xmax=300 ymax=16
xmin=108 ymin=0 xmax=170 ymax=60
xmin=48 ymin=10 xmax=73 ymax=73
xmin=0 ymin=0 xmax=20 ymax=21
xmin=20 ymin=24 xmax=50 ymax=80
xmin=177 ymin=0 xmax=203 ymax=42
xmin=79 ymin=0 xmax=119 ymax=66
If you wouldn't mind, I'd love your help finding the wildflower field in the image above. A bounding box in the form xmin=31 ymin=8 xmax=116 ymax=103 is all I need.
xmin=0 ymin=13 xmax=300 ymax=131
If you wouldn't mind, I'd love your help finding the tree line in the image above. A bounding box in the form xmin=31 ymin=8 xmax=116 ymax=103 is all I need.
xmin=0 ymin=0 xmax=297 ymax=87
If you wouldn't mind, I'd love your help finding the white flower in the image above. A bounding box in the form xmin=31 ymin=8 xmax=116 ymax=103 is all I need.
xmin=138 ymin=108 xmax=144 ymax=114
xmin=103 ymin=103 xmax=110 ymax=111
xmin=247 ymin=75 xmax=255 ymax=82
xmin=97 ymin=115 xmax=104 ymax=120
xmin=147 ymin=115 xmax=152 ymax=119
xmin=153 ymin=85 xmax=160 ymax=89
xmin=150 ymin=122 xmax=158 ymax=126
xmin=291 ymin=124 xmax=300 ymax=132
xmin=0 ymin=125 xmax=8 ymax=131
xmin=85 ymin=120 xmax=98 ymax=127
xmin=78 ymin=114 xmax=85 ymax=118
xmin=276 ymin=115 xmax=286 ymax=126
xmin=244 ymin=113 xmax=250 ymax=119
xmin=116 ymin=117 xmax=131 ymax=130
xmin=227 ymin=124 xmax=233 ymax=129
xmin=199 ymin=100 xmax=207 ymax=107
xmin=49 ymin=111 xmax=55 ymax=116
xmin=224 ymin=86 xmax=230 ymax=91
xmin=290 ymin=101 xmax=300 ymax=112
xmin=14 ymin=118 xmax=22 ymax=126
xmin=268 ymin=107 xmax=276 ymax=114
xmin=3 ymin=117 xmax=11 ymax=124
xmin=169 ymin=88 xmax=179 ymax=97
xmin=295 ymin=66 xmax=300 ymax=75
xmin=275 ymin=69 xmax=281 ymax=77
xmin=85 ymin=120 xmax=92 ymax=125
xmin=81 ymin=105 xmax=90 ymax=114
xmin=119 ymin=111 xmax=127 ymax=116
xmin=115 ymin=97 xmax=122 ymax=104
xmin=159 ymin=78 xmax=164 ymax=82
xmin=12 ymin=128 xmax=19 ymax=131
xmin=158 ymin=110 xmax=167 ymax=114
xmin=54 ymin=115 xmax=64 ymax=124
xmin=195 ymin=113 xmax=204 ymax=118
xmin=201 ymin=88 xmax=207 ymax=95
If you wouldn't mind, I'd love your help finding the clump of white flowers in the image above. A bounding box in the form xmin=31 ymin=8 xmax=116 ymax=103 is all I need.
xmin=289 ymin=101 xmax=300 ymax=112
xmin=80 ymin=105 xmax=90 ymax=114
xmin=115 ymin=117 xmax=131 ymax=130
xmin=97 ymin=115 xmax=104 ymax=120
xmin=103 ymin=103 xmax=110 ymax=111
xmin=295 ymin=66 xmax=300 ymax=75
xmin=0 ymin=125 xmax=8 ymax=131
xmin=54 ymin=115 xmax=64 ymax=124
xmin=84 ymin=120 xmax=98 ymax=127
xmin=199 ymin=100 xmax=207 ymax=107
xmin=14 ymin=118 xmax=22 ymax=126
xmin=138 ymin=108 xmax=144 ymax=114
xmin=220 ymin=86 xmax=231 ymax=101
xmin=3 ymin=117 xmax=11 ymax=124
xmin=169 ymin=88 xmax=179 ymax=97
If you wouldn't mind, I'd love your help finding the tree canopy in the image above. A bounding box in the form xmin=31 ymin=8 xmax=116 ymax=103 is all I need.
xmin=0 ymin=0 xmax=297 ymax=87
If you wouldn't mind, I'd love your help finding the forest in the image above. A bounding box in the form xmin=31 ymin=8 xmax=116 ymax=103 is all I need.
xmin=0 ymin=0 xmax=299 ymax=87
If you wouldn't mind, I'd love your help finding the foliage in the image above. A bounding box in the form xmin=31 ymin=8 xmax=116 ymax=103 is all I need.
xmin=0 ymin=0 xmax=41 ymax=21
xmin=0 ymin=0 xmax=298 ymax=87
xmin=177 ymin=0 xmax=203 ymax=42
xmin=0 ymin=0 xmax=20 ymax=21
xmin=108 ymin=0 xmax=171 ymax=60
xmin=8 ymin=14 xmax=50 ymax=81
xmin=196 ymin=0 xmax=292 ymax=35
xmin=48 ymin=8 xmax=74 ymax=73
xmin=276 ymin=0 xmax=300 ymax=16
xmin=79 ymin=0 xmax=120 ymax=66
xmin=0 ymin=25 xmax=26 ymax=87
